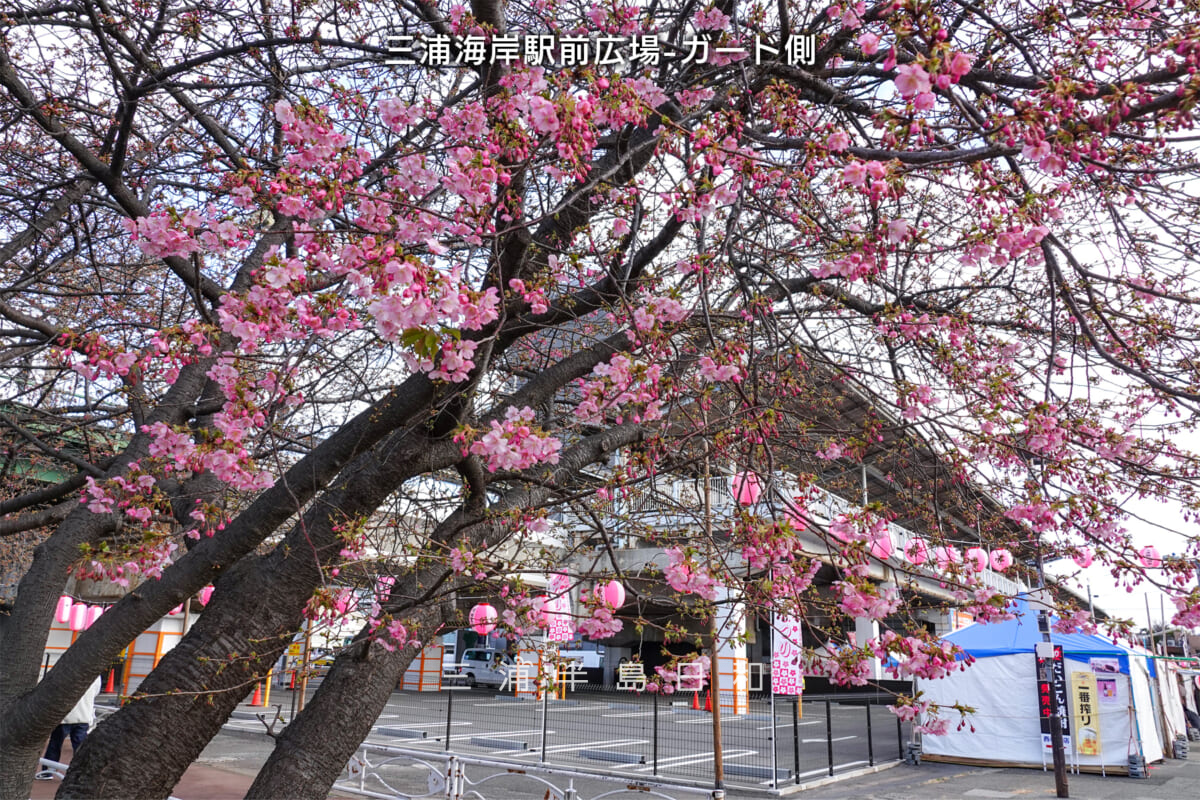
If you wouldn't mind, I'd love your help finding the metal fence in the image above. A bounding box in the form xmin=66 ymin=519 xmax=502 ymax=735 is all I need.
xmin=368 ymin=684 xmax=911 ymax=791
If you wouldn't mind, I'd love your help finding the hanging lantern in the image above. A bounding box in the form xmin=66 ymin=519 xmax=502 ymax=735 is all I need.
xmin=1073 ymin=548 xmax=1094 ymax=569
xmin=55 ymin=596 xmax=73 ymax=624
xmin=601 ymin=580 xmax=626 ymax=608
xmin=69 ymin=603 xmax=89 ymax=631
xmin=731 ymin=471 xmax=762 ymax=505
xmin=964 ymin=548 xmax=988 ymax=572
xmin=784 ymin=499 xmax=808 ymax=531
xmin=1139 ymin=546 xmax=1162 ymax=569
xmin=990 ymin=549 xmax=1014 ymax=571
xmin=869 ymin=535 xmax=894 ymax=561
xmin=934 ymin=546 xmax=961 ymax=572
xmin=199 ymin=585 xmax=215 ymax=606
xmin=469 ymin=603 xmax=497 ymax=636
xmin=903 ymin=538 xmax=928 ymax=565
xmin=86 ymin=605 xmax=104 ymax=628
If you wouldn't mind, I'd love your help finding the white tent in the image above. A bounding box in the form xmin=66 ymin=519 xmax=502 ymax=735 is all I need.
xmin=916 ymin=602 xmax=1164 ymax=773
xmin=1157 ymin=659 xmax=1191 ymax=745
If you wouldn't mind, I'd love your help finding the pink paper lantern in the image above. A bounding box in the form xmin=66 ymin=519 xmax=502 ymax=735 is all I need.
xmin=469 ymin=603 xmax=497 ymax=636
xmin=1073 ymin=548 xmax=1093 ymax=569
xmin=869 ymin=535 xmax=894 ymax=560
xmin=601 ymin=580 xmax=626 ymax=608
xmin=69 ymin=603 xmax=88 ymax=631
xmin=964 ymin=547 xmax=988 ymax=572
xmin=990 ymin=549 xmax=1014 ymax=571
xmin=784 ymin=498 xmax=808 ymax=531
xmin=86 ymin=605 xmax=104 ymax=628
xmin=55 ymin=596 xmax=73 ymax=624
xmin=903 ymin=538 xmax=928 ymax=565
xmin=199 ymin=585 xmax=215 ymax=606
xmin=731 ymin=471 xmax=761 ymax=505
xmin=934 ymin=546 xmax=960 ymax=572
xmin=1139 ymin=546 xmax=1162 ymax=569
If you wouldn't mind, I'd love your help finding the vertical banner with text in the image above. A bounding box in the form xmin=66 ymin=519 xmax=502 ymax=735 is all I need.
xmin=1036 ymin=645 xmax=1072 ymax=749
xmin=771 ymin=614 xmax=804 ymax=695
xmin=1070 ymin=671 xmax=1100 ymax=756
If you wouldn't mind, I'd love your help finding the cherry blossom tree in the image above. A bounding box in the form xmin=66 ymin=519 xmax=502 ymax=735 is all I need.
xmin=2 ymin=0 xmax=1200 ymax=798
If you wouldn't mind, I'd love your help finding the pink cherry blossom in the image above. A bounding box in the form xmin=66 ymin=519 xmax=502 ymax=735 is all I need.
xmin=894 ymin=64 xmax=932 ymax=98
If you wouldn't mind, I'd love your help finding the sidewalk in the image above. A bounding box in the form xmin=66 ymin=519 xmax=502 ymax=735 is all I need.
xmin=30 ymin=759 xmax=257 ymax=800
xmin=792 ymin=756 xmax=1200 ymax=799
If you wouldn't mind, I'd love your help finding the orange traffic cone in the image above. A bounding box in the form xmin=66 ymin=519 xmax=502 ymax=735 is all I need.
xmin=691 ymin=691 xmax=700 ymax=710
xmin=249 ymin=680 xmax=263 ymax=706
xmin=104 ymin=668 xmax=116 ymax=694
xmin=288 ymin=669 xmax=296 ymax=689
xmin=704 ymin=690 xmax=712 ymax=712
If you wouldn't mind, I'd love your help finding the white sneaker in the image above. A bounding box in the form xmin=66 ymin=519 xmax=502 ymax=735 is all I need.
xmin=34 ymin=770 xmax=55 ymax=780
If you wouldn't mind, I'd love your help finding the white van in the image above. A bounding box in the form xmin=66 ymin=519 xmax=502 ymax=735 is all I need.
xmin=457 ymin=648 xmax=515 ymax=688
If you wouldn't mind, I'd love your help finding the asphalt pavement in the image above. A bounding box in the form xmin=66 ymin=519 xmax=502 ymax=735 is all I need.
xmin=33 ymin=689 xmax=1198 ymax=799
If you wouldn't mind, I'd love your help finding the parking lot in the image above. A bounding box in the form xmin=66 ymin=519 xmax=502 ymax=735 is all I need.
xmin=286 ymin=684 xmax=913 ymax=790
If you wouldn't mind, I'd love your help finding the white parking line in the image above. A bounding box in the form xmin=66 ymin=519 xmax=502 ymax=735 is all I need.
xmin=801 ymin=735 xmax=856 ymax=743
xmin=507 ymin=738 xmax=648 ymax=758
xmin=756 ymin=721 xmax=821 ymax=730
xmin=487 ymin=737 xmax=640 ymax=756
xmin=602 ymin=711 xmax=656 ymax=718
xmin=792 ymin=760 xmax=868 ymax=779
xmin=547 ymin=703 xmax=611 ymax=712
xmin=630 ymin=748 xmax=757 ymax=772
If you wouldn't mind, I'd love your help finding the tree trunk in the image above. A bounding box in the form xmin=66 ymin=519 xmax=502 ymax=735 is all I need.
xmin=246 ymin=605 xmax=446 ymax=799
xmin=56 ymin=434 xmax=455 ymax=799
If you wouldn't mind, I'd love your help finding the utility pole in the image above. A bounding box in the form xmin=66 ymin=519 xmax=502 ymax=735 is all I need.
xmin=1036 ymin=548 xmax=1069 ymax=798
xmin=702 ymin=442 xmax=724 ymax=791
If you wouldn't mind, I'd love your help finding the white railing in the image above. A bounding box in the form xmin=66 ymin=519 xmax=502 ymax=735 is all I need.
xmin=335 ymin=743 xmax=727 ymax=800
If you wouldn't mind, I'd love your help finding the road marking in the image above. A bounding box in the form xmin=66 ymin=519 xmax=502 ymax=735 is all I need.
xmin=602 ymin=711 xmax=656 ymax=718
xmin=801 ymin=735 xmax=856 ymax=743
xmin=756 ymin=720 xmax=821 ymax=730
xmin=792 ymin=760 xmax=868 ymax=779
xmin=487 ymin=737 xmax=642 ymax=756
xmin=507 ymin=738 xmax=648 ymax=758
xmin=630 ymin=748 xmax=757 ymax=772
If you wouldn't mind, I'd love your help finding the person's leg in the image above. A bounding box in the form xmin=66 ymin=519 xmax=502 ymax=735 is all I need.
xmin=66 ymin=723 xmax=88 ymax=757
xmin=43 ymin=724 xmax=67 ymax=763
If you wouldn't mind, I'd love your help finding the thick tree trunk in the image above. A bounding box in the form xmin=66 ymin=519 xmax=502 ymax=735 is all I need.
xmin=53 ymin=544 xmax=307 ymax=798
xmin=56 ymin=434 xmax=456 ymax=799
xmin=246 ymin=605 xmax=447 ymax=799
xmin=245 ymin=424 xmax=644 ymax=799
xmin=0 ymin=377 xmax=436 ymax=799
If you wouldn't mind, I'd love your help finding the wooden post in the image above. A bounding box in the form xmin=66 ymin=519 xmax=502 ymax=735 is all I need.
xmin=298 ymin=618 xmax=312 ymax=712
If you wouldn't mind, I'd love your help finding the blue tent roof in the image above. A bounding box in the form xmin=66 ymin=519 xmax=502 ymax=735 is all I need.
xmin=944 ymin=598 xmax=1140 ymax=675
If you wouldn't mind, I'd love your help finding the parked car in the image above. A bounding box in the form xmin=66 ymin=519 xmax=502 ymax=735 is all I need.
xmin=457 ymin=648 xmax=515 ymax=688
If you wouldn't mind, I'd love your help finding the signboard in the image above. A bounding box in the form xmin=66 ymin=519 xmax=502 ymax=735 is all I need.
xmin=545 ymin=572 xmax=574 ymax=643
xmin=1036 ymin=644 xmax=1071 ymax=749
xmin=1070 ymin=671 xmax=1100 ymax=756
xmin=771 ymin=614 xmax=804 ymax=695
xmin=1097 ymin=677 xmax=1119 ymax=704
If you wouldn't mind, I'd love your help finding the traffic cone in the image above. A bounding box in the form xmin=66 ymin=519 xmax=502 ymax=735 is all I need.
xmin=104 ymin=668 xmax=116 ymax=693
xmin=691 ymin=691 xmax=700 ymax=710
xmin=704 ymin=690 xmax=712 ymax=712
xmin=249 ymin=680 xmax=263 ymax=706
xmin=289 ymin=669 xmax=296 ymax=690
